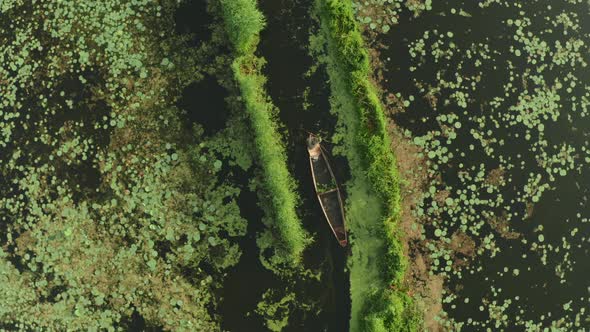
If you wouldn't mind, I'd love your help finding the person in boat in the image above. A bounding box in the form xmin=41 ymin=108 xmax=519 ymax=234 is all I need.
xmin=307 ymin=134 xmax=322 ymax=161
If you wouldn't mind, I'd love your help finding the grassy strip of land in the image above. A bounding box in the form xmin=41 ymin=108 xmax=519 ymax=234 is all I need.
xmin=218 ymin=0 xmax=310 ymax=262
xmin=315 ymin=0 xmax=419 ymax=330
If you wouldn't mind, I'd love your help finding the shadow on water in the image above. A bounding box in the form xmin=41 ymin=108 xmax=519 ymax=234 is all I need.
xmin=174 ymin=0 xmax=212 ymax=46
xmin=177 ymin=76 xmax=229 ymax=136
xmin=171 ymin=2 xmax=280 ymax=331
xmin=258 ymin=0 xmax=351 ymax=331
xmin=120 ymin=310 xmax=162 ymax=332
xmin=173 ymin=0 xmax=230 ymax=136
xmin=219 ymin=169 xmax=284 ymax=332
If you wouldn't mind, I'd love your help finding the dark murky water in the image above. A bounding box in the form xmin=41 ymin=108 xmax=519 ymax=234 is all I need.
xmin=378 ymin=0 xmax=590 ymax=328
xmin=174 ymin=0 xmax=212 ymax=46
xmin=178 ymin=76 xmax=229 ymax=135
xmin=219 ymin=183 xmax=284 ymax=332
xmin=174 ymin=0 xmax=351 ymax=330
xmin=258 ymin=0 xmax=351 ymax=330
xmin=172 ymin=3 xmax=280 ymax=331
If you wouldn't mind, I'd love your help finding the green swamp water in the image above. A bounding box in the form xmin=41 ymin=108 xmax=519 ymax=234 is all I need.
xmin=373 ymin=0 xmax=590 ymax=329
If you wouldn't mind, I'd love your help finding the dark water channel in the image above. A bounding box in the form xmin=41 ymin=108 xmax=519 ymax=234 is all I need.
xmin=173 ymin=2 xmax=281 ymax=331
xmin=378 ymin=0 xmax=590 ymax=328
xmin=257 ymin=0 xmax=351 ymax=331
xmin=174 ymin=0 xmax=351 ymax=331
xmin=178 ymin=76 xmax=229 ymax=135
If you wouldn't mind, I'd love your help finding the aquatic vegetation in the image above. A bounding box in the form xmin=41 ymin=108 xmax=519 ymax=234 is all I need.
xmin=0 ymin=0 xmax=254 ymax=329
xmin=317 ymin=0 xmax=404 ymax=276
xmin=5 ymin=0 xmax=588 ymax=330
xmin=219 ymin=0 xmax=311 ymax=263
xmin=314 ymin=0 xmax=418 ymax=330
xmin=361 ymin=288 xmax=421 ymax=332
xmin=217 ymin=0 xmax=265 ymax=54
xmin=255 ymin=290 xmax=308 ymax=332
xmin=360 ymin=0 xmax=590 ymax=329
xmin=352 ymin=0 xmax=431 ymax=30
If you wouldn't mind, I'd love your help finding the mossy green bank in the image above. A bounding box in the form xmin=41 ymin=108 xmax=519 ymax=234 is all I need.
xmin=314 ymin=0 xmax=420 ymax=330
xmin=218 ymin=0 xmax=311 ymax=263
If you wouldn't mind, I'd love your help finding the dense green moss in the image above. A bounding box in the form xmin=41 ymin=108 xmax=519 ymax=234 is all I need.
xmin=318 ymin=0 xmax=401 ymax=221
xmin=361 ymin=289 xmax=421 ymax=332
xmin=218 ymin=0 xmax=311 ymax=263
xmin=315 ymin=0 xmax=417 ymax=330
xmin=218 ymin=0 xmax=265 ymax=54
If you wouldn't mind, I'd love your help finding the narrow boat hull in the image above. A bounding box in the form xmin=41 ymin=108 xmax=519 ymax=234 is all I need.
xmin=307 ymin=135 xmax=348 ymax=247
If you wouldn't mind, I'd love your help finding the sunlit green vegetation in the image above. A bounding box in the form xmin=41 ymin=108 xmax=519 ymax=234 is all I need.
xmin=0 ymin=1 xmax=252 ymax=329
xmin=219 ymin=0 xmax=311 ymax=264
xmin=314 ymin=0 xmax=418 ymax=330
xmin=6 ymin=0 xmax=588 ymax=330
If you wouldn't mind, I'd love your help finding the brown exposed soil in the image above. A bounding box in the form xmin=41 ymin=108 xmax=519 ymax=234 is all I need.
xmin=382 ymin=83 xmax=446 ymax=332
xmin=390 ymin=135 xmax=446 ymax=330
xmin=367 ymin=30 xmax=449 ymax=332
xmin=433 ymin=189 xmax=451 ymax=207
xmin=449 ymin=232 xmax=476 ymax=269
xmin=449 ymin=232 xmax=476 ymax=257
xmin=487 ymin=212 xmax=520 ymax=240
xmin=485 ymin=167 xmax=506 ymax=187
xmin=15 ymin=231 xmax=35 ymax=252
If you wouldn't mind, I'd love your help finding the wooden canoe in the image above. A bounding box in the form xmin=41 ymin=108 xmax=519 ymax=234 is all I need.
xmin=307 ymin=134 xmax=348 ymax=247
